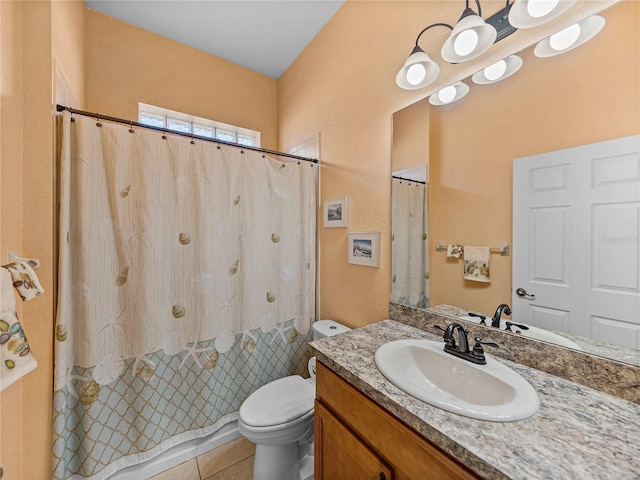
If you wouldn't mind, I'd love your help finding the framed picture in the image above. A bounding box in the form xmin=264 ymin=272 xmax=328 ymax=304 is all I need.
xmin=323 ymin=196 xmax=349 ymax=228
xmin=348 ymin=232 xmax=380 ymax=267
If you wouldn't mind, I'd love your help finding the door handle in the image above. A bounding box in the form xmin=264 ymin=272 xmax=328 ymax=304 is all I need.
xmin=515 ymin=287 xmax=535 ymax=299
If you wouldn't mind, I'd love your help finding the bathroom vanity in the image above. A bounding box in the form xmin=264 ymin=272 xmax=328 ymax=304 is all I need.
xmin=315 ymin=361 xmax=479 ymax=479
xmin=310 ymin=320 xmax=640 ymax=480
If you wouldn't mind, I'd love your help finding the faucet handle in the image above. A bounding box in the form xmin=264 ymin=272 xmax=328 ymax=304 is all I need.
xmin=472 ymin=337 xmax=499 ymax=362
xmin=505 ymin=321 xmax=530 ymax=332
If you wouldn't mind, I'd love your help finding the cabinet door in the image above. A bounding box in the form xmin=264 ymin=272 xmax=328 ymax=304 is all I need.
xmin=315 ymin=400 xmax=393 ymax=480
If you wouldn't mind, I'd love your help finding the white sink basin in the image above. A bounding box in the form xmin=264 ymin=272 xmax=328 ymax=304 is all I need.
xmin=457 ymin=315 xmax=582 ymax=350
xmin=375 ymin=339 xmax=540 ymax=422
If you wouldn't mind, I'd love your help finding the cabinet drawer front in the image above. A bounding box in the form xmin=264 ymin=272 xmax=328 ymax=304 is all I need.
xmin=316 ymin=361 xmax=480 ymax=480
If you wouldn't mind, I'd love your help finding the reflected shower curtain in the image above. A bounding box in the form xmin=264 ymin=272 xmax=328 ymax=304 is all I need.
xmin=391 ymin=178 xmax=428 ymax=308
xmin=52 ymin=111 xmax=316 ymax=480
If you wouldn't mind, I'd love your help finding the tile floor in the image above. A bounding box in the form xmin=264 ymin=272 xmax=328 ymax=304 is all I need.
xmin=147 ymin=437 xmax=255 ymax=480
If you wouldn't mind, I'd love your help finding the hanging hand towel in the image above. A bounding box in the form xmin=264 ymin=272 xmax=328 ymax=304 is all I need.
xmin=0 ymin=268 xmax=37 ymax=391
xmin=3 ymin=260 xmax=44 ymax=301
xmin=463 ymin=246 xmax=491 ymax=283
xmin=447 ymin=244 xmax=464 ymax=258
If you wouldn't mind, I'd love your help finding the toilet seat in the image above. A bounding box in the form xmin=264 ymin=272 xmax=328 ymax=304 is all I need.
xmin=239 ymin=375 xmax=314 ymax=428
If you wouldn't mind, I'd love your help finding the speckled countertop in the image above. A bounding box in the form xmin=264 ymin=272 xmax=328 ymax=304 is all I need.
xmin=310 ymin=320 xmax=640 ymax=480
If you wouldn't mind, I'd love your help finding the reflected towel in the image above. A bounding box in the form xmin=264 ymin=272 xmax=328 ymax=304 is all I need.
xmin=3 ymin=260 xmax=44 ymax=301
xmin=0 ymin=268 xmax=37 ymax=391
xmin=446 ymin=244 xmax=464 ymax=258
xmin=463 ymin=246 xmax=491 ymax=283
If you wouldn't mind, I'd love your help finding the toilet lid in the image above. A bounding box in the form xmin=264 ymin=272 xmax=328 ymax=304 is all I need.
xmin=240 ymin=375 xmax=315 ymax=427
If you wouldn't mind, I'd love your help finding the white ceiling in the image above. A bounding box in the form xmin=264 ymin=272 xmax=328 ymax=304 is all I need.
xmin=85 ymin=0 xmax=345 ymax=79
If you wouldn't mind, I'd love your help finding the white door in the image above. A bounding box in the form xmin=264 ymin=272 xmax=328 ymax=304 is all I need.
xmin=513 ymin=135 xmax=640 ymax=349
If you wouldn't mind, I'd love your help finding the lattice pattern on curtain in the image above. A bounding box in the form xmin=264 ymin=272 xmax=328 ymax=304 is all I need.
xmin=52 ymin=111 xmax=317 ymax=480
xmin=390 ymin=178 xmax=428 ymax=308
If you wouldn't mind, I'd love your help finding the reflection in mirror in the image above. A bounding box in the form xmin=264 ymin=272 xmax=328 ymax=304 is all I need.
xmin=390 ymin=1 xmax=640 ymax=366
xmin=391 ymin=100 xmax=430 ymax=309
xmin=391 ymin=173 xmax=428 ymax=308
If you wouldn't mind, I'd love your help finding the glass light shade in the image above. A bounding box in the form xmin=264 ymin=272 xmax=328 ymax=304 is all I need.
xmin=549 ymin=23 xmax=581 ymax=50
xmin=396 ymin=47 xmax=440 ymax=90
xmin=453 ymin=29 xmax=479 ymax=56
xmin=438 ymin=86 xmax=457 ymax=103
xmin=534 ymin=15 xmax=605 ymax=58
xmin=441 ymin=14 xmax=497 ymax=63
xmin=406 ymin=64 xmax=426 ymax=85
xmin=472 ymin=55 xmax=523 ymax=84
xmin=509 ymin=0 xmax=576 ymax=29
xmin=484 ymin=60 xmax=507 ymax=81
xmin=429 ymin=82 xmax=470 ymax=106
xmin=527 ymin=0 xmax=559 ymax=18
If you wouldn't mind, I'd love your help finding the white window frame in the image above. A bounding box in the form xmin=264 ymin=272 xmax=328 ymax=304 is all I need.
xmin=138 ymin=103 xmax=261 ymax=147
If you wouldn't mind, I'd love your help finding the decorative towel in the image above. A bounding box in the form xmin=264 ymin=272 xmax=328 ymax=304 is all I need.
xmin=3 ymin=260 xmax=44 ymax=301
xmin=446 ymin=244 xmax=464 ymax=258
xmin=463 ymin=246 xmax=491 ymax=283
xmin=0 ymin=268 xmax=38 ymax=391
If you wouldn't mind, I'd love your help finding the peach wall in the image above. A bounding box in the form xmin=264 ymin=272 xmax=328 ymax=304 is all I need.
xmin=429 ymin=1 xmax=639 ymax=315
xmin=1 ymin=1 xmax=86 ymax=478
xmin=279 ymin=1 xmax=451 ymax=328
xmin=392 ymin=100 xmax=429 ymax=174
xmin=280 ymin=0 xmax=638 ymax=327
xmin=84 ymin=9 xmax=279 ymax=150
xmin=52 ymin=0 xmax=86 ymax=106
xmin=1 ymin=2 xmax=26 ymax=477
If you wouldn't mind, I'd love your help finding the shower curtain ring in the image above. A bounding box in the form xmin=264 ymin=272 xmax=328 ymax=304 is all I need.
xmin=96 ymin=113 xmax=102 ymax=127
xmin=129 ymin=121 xmax=134 ymax=133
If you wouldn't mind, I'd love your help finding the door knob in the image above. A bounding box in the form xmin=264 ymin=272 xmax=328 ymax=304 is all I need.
xmin=515 ymin=287 xmax=535 ymax=299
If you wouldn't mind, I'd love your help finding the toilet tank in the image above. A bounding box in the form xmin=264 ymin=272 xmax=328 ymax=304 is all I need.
xmin=312 ymin=319 xmax=351 ymax=340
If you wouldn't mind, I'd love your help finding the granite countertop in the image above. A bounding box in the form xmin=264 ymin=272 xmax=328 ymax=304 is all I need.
xmin=310 ymin=320 xmax=640 ymax=480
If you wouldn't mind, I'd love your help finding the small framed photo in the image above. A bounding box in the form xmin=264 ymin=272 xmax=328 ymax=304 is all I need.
xmin=348 ymin=232 xmax=380 ymax=267
xmin=323 ymin=196 xmax=349 ymax=228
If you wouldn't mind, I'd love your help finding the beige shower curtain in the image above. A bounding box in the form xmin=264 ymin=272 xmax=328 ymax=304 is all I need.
xmin=53 ymin=111 xmax=316 ymax=479
xmin=391 ymin=178 xmax=428 ymax=308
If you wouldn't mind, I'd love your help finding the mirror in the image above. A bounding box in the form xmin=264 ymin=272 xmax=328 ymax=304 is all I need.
xmin=391 ymin=100 xmax=430 ymax=309
xmin=390 ymin=0 xmax=640 ymax=366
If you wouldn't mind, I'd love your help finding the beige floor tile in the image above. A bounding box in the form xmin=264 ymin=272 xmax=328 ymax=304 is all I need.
xmin=197 ymin=437 xmax=256 ymax=478
xmin=203 ymin=456 xmax=254 ymax=480
xmin=147 ymin=458 xmax=200 ymax=480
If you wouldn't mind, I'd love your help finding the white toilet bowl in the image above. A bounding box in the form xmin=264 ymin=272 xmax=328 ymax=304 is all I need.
xmin=238 ymin=320 xmax=350 ymax=480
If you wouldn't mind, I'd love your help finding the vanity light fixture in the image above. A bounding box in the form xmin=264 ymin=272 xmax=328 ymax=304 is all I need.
xmin=472 ymin=54 xmax=523 ymax=84
xmin=509 ymin=0 xmax=577 ymax=29
xmin=534 ymin=15 xmax=605 ymax=57
xmin=396 ymin=0 xmax=514 ymax=90
xmin=441 ymin=3 xmax=497 ymax=63
xmin=429 ymin=82 xmax=470 ymax=105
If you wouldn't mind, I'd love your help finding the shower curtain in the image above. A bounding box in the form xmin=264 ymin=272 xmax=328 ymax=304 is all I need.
xmin=391 ymin=178 xmax=428 ymax=308
xmin=52 ymin=111 xmax=317 ymax=480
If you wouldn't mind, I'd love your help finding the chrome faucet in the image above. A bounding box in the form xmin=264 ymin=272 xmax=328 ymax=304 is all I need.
xmin=491 ymin=303 xmax=512 ymax=328
xmin=442 ymin=322 xmax=498 ymax=365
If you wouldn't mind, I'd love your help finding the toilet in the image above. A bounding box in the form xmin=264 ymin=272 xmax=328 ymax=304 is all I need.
xmin=238 ymin=319 xmax=351 ymax=480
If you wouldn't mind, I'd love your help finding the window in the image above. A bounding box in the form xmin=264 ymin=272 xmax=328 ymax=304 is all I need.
xmin=138 ymin=103 xmax=261 ymax=147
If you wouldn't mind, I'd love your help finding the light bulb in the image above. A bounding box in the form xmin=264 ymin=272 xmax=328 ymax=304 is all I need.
xmin=438 ymin=86 xmax=457 ymax=103
xmin=453 ymin=29 xmax=479 ymax=57
xmin=484 ymin=60 xmax=507 ymax=81
xmin=549 ymin=23 xmax=581 ymax=51
xmin=527 ymin=0 xmax=559 ymax=18
xmin=406 ymin=64 xmax=426 ymax=86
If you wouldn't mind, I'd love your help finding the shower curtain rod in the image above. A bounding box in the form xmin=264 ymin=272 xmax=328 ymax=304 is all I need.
xmin=392 ymin=175 xmax=426 ymax=184
xmin=56 ymin=105 xmax=318 ymax=164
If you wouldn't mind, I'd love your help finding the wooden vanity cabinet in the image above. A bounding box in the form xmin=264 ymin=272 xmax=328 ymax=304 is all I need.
xmin=314 ymin=361 xmax=481 ymax=480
